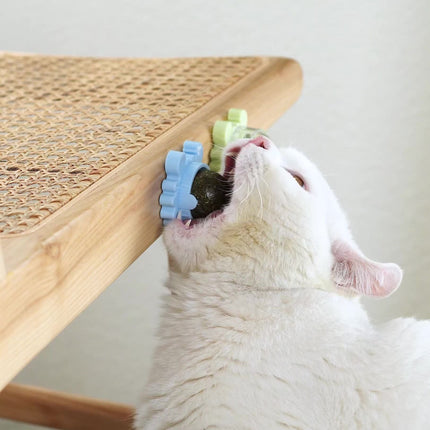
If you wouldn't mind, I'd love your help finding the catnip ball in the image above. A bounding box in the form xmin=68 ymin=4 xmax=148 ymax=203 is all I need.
xmin=191 ymin=169 xmax=232 ymax=219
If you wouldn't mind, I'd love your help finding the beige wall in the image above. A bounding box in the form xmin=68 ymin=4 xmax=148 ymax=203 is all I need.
xmin=1 ymin=0 xmax=429 ymax=428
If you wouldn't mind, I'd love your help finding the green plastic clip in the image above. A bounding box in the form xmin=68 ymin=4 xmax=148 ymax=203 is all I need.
xmin=210 ymin=108 xmax=268 ymax=172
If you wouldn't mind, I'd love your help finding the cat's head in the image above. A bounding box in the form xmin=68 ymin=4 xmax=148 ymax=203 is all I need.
xmin=164 ymin=137 xmax=402 ymax=297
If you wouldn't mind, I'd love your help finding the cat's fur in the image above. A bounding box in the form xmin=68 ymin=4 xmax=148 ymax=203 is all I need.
xmin=135 ymin=137 xmax=430 ymax=429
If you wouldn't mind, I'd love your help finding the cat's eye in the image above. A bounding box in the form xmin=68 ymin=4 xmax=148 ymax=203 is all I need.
xmin=293 ymin=174 xmax=305 ymax=188
xmin=284 ymin=168 xmax=307 ymax=189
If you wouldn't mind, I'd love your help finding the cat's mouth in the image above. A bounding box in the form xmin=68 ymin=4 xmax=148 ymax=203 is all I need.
xmin=178 ymin=136 xmax=270 ymax=230
xmin=224 ymin=136 xmax=270 ymax=177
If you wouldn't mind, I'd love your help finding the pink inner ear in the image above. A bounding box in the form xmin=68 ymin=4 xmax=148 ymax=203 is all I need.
xmin=331 ymin=240 xmax=403 ymax=297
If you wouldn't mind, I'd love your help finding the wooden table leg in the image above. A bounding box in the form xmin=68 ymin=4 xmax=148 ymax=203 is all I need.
xmin=0 ymin=383 xmax=135 ymax=430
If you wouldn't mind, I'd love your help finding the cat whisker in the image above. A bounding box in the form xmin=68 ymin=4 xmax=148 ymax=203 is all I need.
xmin=256 ymin=180 xmax=264 ymax=220
xmin=260 ymin=176 xmax=272 ymax=213
xmin=230 ymin=180 xmax=245 ymax=198
xmin=238 ymin=181 xmax=253 ymax=207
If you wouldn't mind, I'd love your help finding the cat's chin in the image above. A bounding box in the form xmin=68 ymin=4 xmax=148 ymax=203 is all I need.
xmin=168 ymin=209 xmax=228 ymax=236
xmin=182 ymin=209 xmax=224 ymax=229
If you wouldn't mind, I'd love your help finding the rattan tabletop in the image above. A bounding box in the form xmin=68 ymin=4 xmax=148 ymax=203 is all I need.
xmin=0 ymin=53 xmax=302 ymax=390
xmin=0 ymin=54 xmax=258 ymax=236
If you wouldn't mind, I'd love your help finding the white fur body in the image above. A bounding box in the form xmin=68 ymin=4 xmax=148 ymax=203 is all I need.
xmin=136 ymin=281 xmax=430 ymax=429
xmin=135 ymin=138 xmax=430 ymax=429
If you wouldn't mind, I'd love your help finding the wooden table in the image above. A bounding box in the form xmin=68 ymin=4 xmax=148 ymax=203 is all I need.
xmin=0 ymin=53 xmax=302 ymax=428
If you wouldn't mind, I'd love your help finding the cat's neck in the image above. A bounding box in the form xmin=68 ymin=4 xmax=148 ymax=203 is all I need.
xmin=167 ymin=269 xmax=311 ymax=296
xmin=165 ymin=270 xmax=368 ymax=330
xmin=168 ymin=258 xmax=336 ymax=294
xmin=166 ymin=270 xmax=358 ymax=306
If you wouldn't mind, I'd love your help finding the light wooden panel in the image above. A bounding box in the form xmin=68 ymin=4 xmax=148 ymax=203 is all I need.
xmin=0 ymin=243 xmax=5 ymax=282
xmin=0 ymin=55 xmax=302 ymax=390
xmin=0 ymin=383 xmax=134 ymax=430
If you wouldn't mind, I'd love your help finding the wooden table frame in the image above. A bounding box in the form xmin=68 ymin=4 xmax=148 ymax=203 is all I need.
xmin=0 ymin=55 xmax=302 ymax=429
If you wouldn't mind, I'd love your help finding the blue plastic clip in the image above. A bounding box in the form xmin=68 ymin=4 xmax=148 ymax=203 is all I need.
xmin=159 ymin=141 xmax=209 ymax=225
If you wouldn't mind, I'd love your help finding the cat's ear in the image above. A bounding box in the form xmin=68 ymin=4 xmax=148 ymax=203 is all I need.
xmin=331 ymin=240 xmax=402 ymax=297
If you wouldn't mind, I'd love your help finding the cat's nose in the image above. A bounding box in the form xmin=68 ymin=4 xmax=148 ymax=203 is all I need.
xmin=247 ymin=136 xmax=271 ymax=150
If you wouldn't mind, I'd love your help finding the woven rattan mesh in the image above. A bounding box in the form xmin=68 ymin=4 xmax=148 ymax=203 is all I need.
xmin=0 ymin=54 xmax=259 ymax=235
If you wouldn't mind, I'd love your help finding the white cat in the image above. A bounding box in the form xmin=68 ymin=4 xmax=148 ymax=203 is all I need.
xmin=135 ymin=137 xmax=430 ymax=430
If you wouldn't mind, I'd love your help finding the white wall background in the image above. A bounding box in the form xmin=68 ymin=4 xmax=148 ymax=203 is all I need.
xmin=1 ymin=0 xmax=429 ymax=428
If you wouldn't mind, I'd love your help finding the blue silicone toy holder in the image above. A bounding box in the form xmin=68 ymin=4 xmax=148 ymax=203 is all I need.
xmin=159 ymin=140 xmax=209 ymax=225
